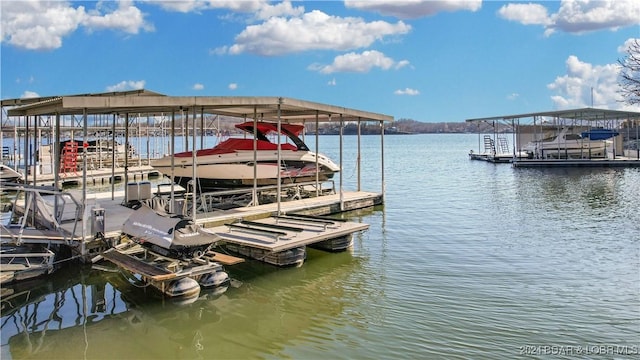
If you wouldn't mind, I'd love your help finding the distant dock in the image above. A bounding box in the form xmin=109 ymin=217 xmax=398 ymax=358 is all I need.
xmin=466 ymin=107 xmax=640 ymax=168
xmin=512 ymin=157 xmax=640 ymax=168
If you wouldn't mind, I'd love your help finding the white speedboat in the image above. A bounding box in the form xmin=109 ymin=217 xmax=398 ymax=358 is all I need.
xmin=522 ymin=127 xmax=606 ymax=159
xmin=151 ymin=121 xmax=340 ymax=191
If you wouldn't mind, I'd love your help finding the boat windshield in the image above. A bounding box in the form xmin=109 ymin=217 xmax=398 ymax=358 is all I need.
xmin=236 ymin=122 xmax=309 ymax=151
xmin=564 ymin=134 xmax=582 ymax=140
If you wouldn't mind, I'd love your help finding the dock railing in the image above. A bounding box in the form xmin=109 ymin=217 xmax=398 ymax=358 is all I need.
xmin=146 ymin=180 xmax=336 ymax=217
xmin=0 ymin=184 xmax=83 ymax=246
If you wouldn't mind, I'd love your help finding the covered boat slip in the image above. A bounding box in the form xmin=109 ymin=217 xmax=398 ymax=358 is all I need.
xmin=3 ymin=89 xmax=392 ymax=207
xmin=466 ymin=107 xmax=640 ymax=167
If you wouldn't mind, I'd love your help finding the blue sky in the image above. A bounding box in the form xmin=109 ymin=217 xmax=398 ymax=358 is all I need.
xmin=1 ymin=0 xmax=639 ymax=122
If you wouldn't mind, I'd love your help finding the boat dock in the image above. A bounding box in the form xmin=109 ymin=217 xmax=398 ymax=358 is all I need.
xmin=468 ymin=152 xmax=515 ymax=163
xmin=1 ymin=91 xmax=392 ymax=298
xmin=468 ymin=134 xmax=518 ymax=163
xmin=205 ymin=215 xmax=369 ymax=266
xmin=511 ymin=157 xmax=640 ymax=167
xmin=1 ymin=182 xmax=380 ymax=296
xmin=466 ymin=108 xmax=640 ymax=168
xmin=2 ymin=183 xmax=381 ymax=256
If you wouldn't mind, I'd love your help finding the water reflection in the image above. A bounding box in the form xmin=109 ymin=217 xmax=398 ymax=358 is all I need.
xmin=513 ymin=168 xmax=628 ymax=213
xmin=1 ymin=240 xmax=372 ymax=359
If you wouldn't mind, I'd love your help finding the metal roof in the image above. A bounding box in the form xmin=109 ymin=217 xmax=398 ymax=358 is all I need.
xmin=3 ymin=89 xmax=393 ymax=123
xmin=0 ymin=89 xmax=164 ymax=108
xmin=465 ymin=107 xmax=640 ymax=123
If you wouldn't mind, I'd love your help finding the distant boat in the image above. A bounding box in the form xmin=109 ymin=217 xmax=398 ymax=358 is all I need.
xmin=581 ymin=128 xmax=619 ymax=141
xmin=38 ymin=139 xmax=135 ymax=169
xmin=522 ymin=127 xmax=606 ymax=159
xmin=151 ymin=121 xmax=340 ymax=191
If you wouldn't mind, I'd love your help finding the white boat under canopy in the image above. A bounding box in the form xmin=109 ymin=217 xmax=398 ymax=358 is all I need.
xmin=522 ymin=127 xmax=607 ymax=159
xmin=151 ymin=121 xmax=340 ymax=191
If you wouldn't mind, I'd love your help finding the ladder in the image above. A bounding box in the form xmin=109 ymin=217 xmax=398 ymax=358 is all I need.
xmin=483 ymin=135 xmax=495 ymax=155
xmin=60 ymin=141 xmax=78 ymax=175
xmin=498 ymin=137 xmax=509 ymax=154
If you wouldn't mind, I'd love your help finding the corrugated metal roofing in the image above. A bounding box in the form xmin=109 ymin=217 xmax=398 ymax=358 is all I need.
xmin=3 ymin=89 xmax=393 ymax=123
xmin=466 ymin=107 xmax=640 ymax=123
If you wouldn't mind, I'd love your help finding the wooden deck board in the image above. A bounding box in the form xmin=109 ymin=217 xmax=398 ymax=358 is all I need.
xmin=202 ymin=251 xmax=245 ymax=265
xmin=101 ymin=250 xmax=176 ymax=281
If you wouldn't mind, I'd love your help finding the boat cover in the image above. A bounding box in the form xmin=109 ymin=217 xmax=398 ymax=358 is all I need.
xmin=581 ymin=128 xmax=619 ymax=140
xmin=122 ymin=205 xmax=220 ymax=250
xmin=174 ymin=121 xmax=306 ymax=157
xmin=235 ymin=121 xmax=304 ymax=136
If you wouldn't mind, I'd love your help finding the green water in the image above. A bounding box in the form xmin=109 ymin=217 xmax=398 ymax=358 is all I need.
xmin=2 ymin=134 xmax=639 ymax=359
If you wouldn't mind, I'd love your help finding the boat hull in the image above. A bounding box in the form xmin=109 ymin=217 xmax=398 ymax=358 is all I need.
xmin=522 ymin=128 xmax=607 ymax=159
xmin=524 ymin=143 xmax=606 ymax=159
xmin=151 ymin=150 xmax=338 ymax=190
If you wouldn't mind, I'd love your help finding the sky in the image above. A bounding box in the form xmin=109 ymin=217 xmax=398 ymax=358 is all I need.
xmin=1 ymin=0 xmax=639 ymax=122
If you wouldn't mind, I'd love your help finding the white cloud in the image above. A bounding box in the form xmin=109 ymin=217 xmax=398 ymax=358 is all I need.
xmin=228 ymin=83 xmax=238 ymax=90
xmin=15 ymin=76 xmax=35 ymax=84
xmin=328 ymin=78 xmax=337 ymax=86
xmin=1 ymin=0 xmax=153 ymax=50
xmin=507 ymin=93 xmax=520 ymax=100
xmin=149 ymin=0 xmax=304 ymax=20
xmin=21 ymin=91 xmax=40 ymax=99
xmin=193 ymin=83 xmax=204 ymax=90
xmin=547 ymin=55 xmax=629 ymax=109
xmin=1 ymin=1 xmax=84 ymax=50
xmin=498 ymin=3 xmax=551 ymax=26
xmin=394 ymin=88 xmax=420 ymax=96
xmin=83 ymin=0 xmax=154 ymax=34
xmin=310 ymin=50 xmax=410 ymax=74
xmin=209 ymin=46 xmax=228 ymax=56
xmin=106 ymin=80 xmax=146 ymax=92
xmin=498 ymin=0 xmax=640 ymax=36
xmin=147 ymin=0 xmax=209 ymax=13
xmin=344 ymin=0 xmax=482 ymax=19
xmin=226 ymin=10 xmax=411 ymax=56
xmin=618 ymin=37 xmax=640 ymax=53
xmin=395 ymin=60 xmax=411 ymax=69
xmin=253 ymin=1 xmax=305 ymax=20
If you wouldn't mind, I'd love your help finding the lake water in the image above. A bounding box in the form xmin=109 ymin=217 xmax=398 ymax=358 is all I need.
xmin=2 ymin=133 xmax=639 ymax=359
